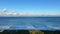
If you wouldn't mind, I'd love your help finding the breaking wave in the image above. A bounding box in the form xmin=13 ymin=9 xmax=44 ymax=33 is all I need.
xmin=47 ymin=25 xmax=60 ymax=30
xmin=0 ymin=25 xmax=12 ymax=29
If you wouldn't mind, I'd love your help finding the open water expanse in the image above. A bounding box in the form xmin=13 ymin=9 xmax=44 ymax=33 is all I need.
xmin=0 ymin=17 xmax=60 ymax=30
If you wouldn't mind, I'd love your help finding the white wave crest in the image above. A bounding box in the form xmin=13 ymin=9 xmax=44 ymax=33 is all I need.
xmin=0 ymin=25 xmax=12 ymax=29
xmin=47 ymin=25 xmax=60 ymax=29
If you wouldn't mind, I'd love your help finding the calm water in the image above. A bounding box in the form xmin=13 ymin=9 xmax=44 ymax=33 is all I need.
xmin=0 ymin=17 xmax=60 ymax=30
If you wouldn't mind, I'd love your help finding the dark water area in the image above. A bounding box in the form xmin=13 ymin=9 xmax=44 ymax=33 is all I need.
xmin=0 ymin=17 xmax=60 ymax=30
xmin=0 ymin=30 xmax=60 ymax=34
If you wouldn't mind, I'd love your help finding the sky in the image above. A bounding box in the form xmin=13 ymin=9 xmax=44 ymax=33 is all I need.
xmin=0 ymin=0 xmax=60 ymax=15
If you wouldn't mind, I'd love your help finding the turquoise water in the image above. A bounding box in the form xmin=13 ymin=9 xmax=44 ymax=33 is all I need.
xmin=0 ymin=17 xmax=60 ymax=30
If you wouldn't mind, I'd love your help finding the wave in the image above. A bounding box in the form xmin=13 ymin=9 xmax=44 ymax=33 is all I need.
xmin=47 ymin=25 xmax=60 ymax=30
xmin=0 ymin=25 xmax=12 ymax=29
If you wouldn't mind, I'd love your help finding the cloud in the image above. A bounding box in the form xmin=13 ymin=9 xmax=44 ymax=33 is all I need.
xmin=2 ymin=8 xmax=7 ymax=12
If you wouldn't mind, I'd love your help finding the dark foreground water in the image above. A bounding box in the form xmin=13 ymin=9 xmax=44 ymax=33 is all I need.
xmin=0 ymin=17 xmax=60 ymax=30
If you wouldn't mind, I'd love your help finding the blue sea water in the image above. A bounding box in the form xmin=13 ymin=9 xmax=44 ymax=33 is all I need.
xmin=0 ymin=17 xmax=60 ymax=30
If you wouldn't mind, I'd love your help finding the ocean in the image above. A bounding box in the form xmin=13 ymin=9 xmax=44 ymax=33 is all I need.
xmin=0 ymin=17 xmax=60 ymax=30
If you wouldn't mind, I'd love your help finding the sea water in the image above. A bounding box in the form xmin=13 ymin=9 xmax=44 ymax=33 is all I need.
xmin=0 ymin=17 xmax=60 ymax=30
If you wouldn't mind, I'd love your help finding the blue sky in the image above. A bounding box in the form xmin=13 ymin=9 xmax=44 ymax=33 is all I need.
xmin=0 ymin=0 xmax=60 ymax=15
